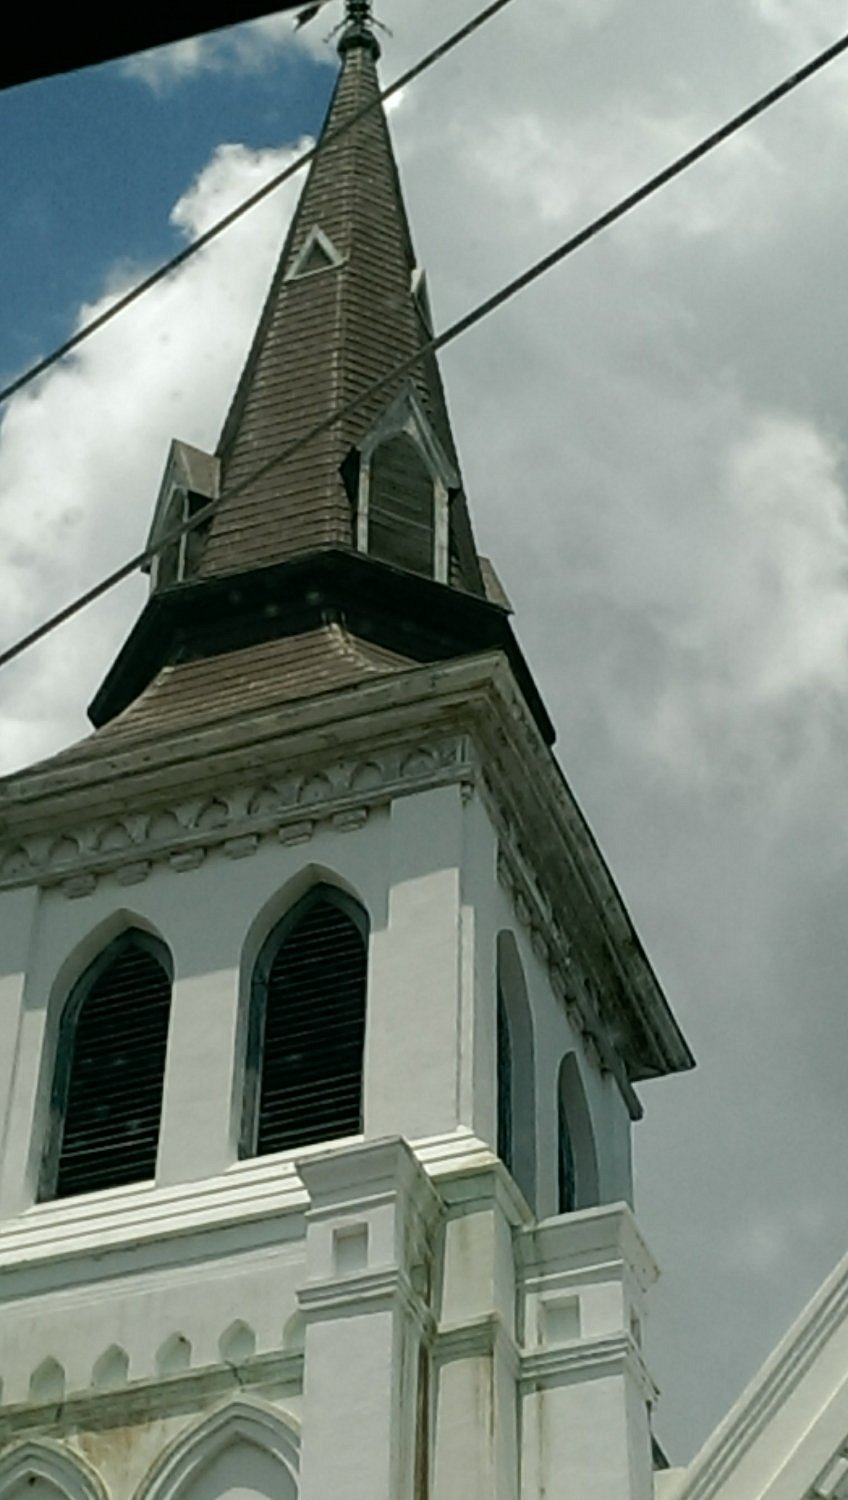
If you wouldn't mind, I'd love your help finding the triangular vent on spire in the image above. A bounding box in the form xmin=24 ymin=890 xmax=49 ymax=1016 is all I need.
xmin=285 ymin=226 xmax=344 ymax=282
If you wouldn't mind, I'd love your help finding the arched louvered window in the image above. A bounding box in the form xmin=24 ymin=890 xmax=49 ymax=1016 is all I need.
xmin=368 ymin=433 xmax=435 ymax=578
xmin=242 ymin=885 xmax=368 ymax=1157
xmin=41 ymin=930 xmax=172 ymax=1201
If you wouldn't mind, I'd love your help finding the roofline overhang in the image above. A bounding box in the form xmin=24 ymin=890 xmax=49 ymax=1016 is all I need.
xmin=2 ymin=651 xmax=693 ymax=1094
xmin=88 ymin=548 xmax=556 ymax=746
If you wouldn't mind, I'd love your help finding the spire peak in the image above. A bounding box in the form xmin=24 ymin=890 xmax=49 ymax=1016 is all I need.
xmin=338 ymin=0 xmax=381 ymax=59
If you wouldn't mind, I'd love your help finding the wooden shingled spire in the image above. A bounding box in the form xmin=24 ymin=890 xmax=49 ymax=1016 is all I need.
xmin=200 ymin=23 xmax=484 ymax=594
xmin=81 ymin=20 xmax=554 ymax=745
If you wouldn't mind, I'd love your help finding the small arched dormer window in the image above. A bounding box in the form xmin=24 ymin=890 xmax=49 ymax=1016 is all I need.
xmin=557 ymin=1052 xmax=599 ymax=1213
xmin=353 ymin=384 xmax=456 ymax=584
xmin=241 ymin=885 xmax=368 ymax=1158
xmin=369 ymin=433 xmax=436 ymax=578
xmin=40 ymin=930 xmax=173 ymax=1201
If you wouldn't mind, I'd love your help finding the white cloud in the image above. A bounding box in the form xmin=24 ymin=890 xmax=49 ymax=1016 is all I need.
xmin=121 ymin=9 xmax=328 ymax=90
xmin=0 ymin=141 xmax=305 ymax=775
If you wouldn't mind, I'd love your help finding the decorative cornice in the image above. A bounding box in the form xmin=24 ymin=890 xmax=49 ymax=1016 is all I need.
xmin=434 ymin=1312 xmax=520 ymax=1380
xmin=297 ymin=1264 xmax=419 ymax=1321
xmin=0 ymin=1154 xmax=309 ymax=1280
xmin=672 ymin=1246 xmax=848 ymax=1500
xmin=520 ymin=1331 xmax=656 ymax=1401
xmin=0 ymin=1354 xmax=304 ymax=1445
xmin=0 ymin=652 xmax=692 ymax=1084
xmin=517 ymin=1202 xmax=659 ymax=1295
xmin=496 ymin=837 xmax=642 ymax=1117
xmin=0 ymin=735 xmax=471 ymax=896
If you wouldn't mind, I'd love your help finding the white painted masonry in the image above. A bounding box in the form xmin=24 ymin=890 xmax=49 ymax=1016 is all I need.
xmin=0 ymin=653 xmax=668 ymax=1500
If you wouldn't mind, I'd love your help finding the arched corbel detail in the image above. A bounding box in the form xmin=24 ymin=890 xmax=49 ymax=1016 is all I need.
xmin=133 ymin=1397 xmax=301 ymax=1500
xmin=0 ymin=1439 xmax=107 ymax=1500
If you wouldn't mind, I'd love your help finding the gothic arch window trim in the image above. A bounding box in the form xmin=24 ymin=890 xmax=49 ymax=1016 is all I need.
xmin=0 ymin=1440 xmax=107 ymax=1500
xmin=557 ymin=1051 xmax=599 ymax=1213
xmin=495 ymin=930 xmax=537 ymax=1211
xmin=39 ymin=928 xmax=174 ymax=1203
xmin=133 ymin=1398 xmax=300 ymax=1500
xmin=240 ymin=882 xmax=369 ymax=1160
xmin=285 ymin=224 xmax=344 ymax=281
xmin=354 ymin=382 xmax=458 ymax=584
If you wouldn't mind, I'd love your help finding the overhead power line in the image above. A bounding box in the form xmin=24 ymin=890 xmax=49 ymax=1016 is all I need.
xmin=1 ymin=27 xmax=846 ymax=674
xmin=0 ymin=0 xmax=516 ymax=408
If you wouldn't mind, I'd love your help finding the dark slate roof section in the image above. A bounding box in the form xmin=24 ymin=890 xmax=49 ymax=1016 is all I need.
xmin=26 ymin=628 xmax=411 ymax=769
xmin=201 ymin=39 xmax=485 ymax=595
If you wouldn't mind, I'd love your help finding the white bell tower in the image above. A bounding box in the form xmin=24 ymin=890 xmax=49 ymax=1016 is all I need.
xmin=0 ymin=8 xmax=693 ymax=1499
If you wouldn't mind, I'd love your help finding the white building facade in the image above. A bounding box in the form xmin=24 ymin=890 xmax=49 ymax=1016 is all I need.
xmin=0 ymin=7 xmax=722 ymax=1498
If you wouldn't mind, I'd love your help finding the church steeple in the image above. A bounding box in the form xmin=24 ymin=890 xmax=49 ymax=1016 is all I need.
xmin=0 ymin=26 xmax=694 ymax=1500
xmin=87 ymin=26 xmax=532 ymax=731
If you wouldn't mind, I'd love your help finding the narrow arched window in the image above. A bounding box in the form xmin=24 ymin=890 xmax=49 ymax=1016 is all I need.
xmin=495 ymin=932 xmax=536 ymax=1209
xmin=368 ymin=434 xmax=435 ymax=577
xmin=557 ymin=1053 xmax=599 ymax=1213
xmin=243 ymin=885 xmax=368 ymax=1157
xmin=496 ymin=983 xmax=514 ymax=1174
xmin=41 ymin=930 xmax=172 ymax=1201
xmin=558 ymin=1086 xmax=577 ymax=1213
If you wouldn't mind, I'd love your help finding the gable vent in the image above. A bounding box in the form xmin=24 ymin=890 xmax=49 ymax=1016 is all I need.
xmin=44 ymin=935 xmax=172 ymax=1200
xmin=250 ymin=888 xmax=368 ymax=1156
xmin=285 ymin=225 xmax=343 ymax=282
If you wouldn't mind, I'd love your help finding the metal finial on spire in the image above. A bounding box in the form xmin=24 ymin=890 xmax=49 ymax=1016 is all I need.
xmin=338 ymin=0 xmax=382 ymax=58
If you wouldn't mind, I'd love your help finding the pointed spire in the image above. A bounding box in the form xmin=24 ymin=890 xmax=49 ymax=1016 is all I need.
xmin=197 ymin=29 xmax=484 ymax=595
xmin=90 ymin=30 xmax=552 ymax=735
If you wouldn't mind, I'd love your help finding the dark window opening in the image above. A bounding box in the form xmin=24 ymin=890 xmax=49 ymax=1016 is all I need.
xmin=496 ymin=983 xmax=513 ymax=1175
xmin=558 ymin=1091 xmax=577 ymax=1213
xmin=154 ymin=489 xmax=210 ymax=589
xmin=243 ymin=885 xmax=368 ymax=1157
xmin=41 ymin=931 xmax=172 ymax=1201
xmin=368 ymin=434 xmax=435 ymax=578
xmin=557 ymin=1052 xmax=599 ymax=1213
xmin=495 ymin=932 xmax=536 ymax=1209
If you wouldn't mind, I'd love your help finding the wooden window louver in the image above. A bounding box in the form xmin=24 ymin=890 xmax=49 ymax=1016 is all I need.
xmin=369 ymin=433 xmax=435 ymax=578
xmin=244 ymin=885 xmax=368 ymax=1157
xmin=42 ymin=931 xmax=172 ymax=1201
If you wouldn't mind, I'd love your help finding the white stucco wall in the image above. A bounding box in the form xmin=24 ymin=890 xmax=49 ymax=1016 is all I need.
xmin=0 ymin=777 xmax=632 ymax=1226
xmin=0 ymin=765 xmax=653 ymax=1500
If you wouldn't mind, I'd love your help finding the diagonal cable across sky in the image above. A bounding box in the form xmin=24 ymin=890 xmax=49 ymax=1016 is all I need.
xmin=1 ymin=23 xmax=846 ymax=672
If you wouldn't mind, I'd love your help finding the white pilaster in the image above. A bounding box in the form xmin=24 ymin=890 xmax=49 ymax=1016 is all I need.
xmin=296 ymin=1137 xmax=441 ymax=1500
xmin=518 ymin=1204 xmax=658 ymax=1500
xmin=431 ymin=1164 xmax=528 ymax=1500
